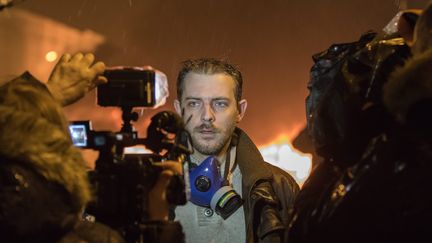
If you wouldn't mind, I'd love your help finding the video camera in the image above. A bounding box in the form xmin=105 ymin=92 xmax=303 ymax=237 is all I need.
xmin=68 ymin=66 xmax=191 ymax=241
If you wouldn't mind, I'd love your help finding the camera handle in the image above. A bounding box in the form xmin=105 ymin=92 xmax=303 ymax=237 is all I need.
xmin=120 ymin=106 xmax=139 ymax=133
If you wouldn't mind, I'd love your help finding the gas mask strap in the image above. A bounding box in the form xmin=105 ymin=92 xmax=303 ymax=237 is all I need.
xmin=222 ymin=147 xmax=231 ymax=186
xmin=222 ymin=133 xmax=239 ymax=186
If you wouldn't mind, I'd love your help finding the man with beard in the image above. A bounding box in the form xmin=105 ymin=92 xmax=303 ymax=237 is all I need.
xmin=173 ymin=58 xmax=299 ymax=243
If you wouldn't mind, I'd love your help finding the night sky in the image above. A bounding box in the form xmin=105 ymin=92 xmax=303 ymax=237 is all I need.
xmin=18 ymin=0 xmax=404 ymax=146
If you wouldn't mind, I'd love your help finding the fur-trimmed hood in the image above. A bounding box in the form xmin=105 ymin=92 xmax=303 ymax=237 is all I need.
xmin=0 ymin=73 xmax=92 ymax=210
xmin=383 ymin=48 xmax=432 ymax=123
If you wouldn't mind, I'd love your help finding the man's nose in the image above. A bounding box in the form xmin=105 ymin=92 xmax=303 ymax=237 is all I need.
xmin=201 ymin=104 xmax=215 ymax=122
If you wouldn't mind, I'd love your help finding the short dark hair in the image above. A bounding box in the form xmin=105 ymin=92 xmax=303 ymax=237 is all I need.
xmin=176 ymin=58 xmax=243 ymax=102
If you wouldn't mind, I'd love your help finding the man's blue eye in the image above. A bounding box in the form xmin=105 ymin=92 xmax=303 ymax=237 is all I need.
xmin=214 ymin=102 xmax=228 ymax=108
xmin=188 ymin=101 xmax=200 ymax=107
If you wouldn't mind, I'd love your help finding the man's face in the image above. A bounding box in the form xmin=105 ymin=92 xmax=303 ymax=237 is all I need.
xmin=174 ymin=72 xmax=247 ymax=156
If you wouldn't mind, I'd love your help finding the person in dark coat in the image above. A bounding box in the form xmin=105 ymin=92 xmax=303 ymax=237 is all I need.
xmin=173 ymin=58 xmax=299 ymax=243
xmin=288 ymin=9 xmax=424 ymax=243
xmin=0 ymin=53 xmax=185 ymax=243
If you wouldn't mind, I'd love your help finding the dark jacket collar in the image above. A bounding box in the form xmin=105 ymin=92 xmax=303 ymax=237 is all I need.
xmin=234 ymin=127 xmax=273 ymax=191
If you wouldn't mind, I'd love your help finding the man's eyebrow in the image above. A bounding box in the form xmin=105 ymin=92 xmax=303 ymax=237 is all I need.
xmin=212 ymin=97 xmax=230 ymax=101
xmin=183 ymin=97 xmax=230 ymax=102
xmin=184 ymin=97 xmax=202 ymax=100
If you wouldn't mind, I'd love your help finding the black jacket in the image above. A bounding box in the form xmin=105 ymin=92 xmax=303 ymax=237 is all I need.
xmin=235 ymin=128 xmax=299 ymax=243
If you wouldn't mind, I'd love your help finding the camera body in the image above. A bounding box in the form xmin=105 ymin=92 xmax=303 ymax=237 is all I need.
xmin=97 ymin=66 xmax=168 ymax=109
xmin=69 ymin=67 xmax=190 ymax=237
xmin=69 ymin=120 xmax=137 ymax=149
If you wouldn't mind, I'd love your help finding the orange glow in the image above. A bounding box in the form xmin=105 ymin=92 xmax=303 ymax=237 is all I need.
xmin=259 ymin=134 xmax=313 ymax=186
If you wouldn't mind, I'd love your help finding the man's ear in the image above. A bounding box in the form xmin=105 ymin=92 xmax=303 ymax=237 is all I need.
xmin=237 ymin=99 xmax=247 ymax=122
xmin=174 ymin=99 xmax=182 ymax=116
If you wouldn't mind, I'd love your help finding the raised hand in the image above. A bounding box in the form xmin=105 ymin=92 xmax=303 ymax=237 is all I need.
xmin=46 ymin=53 xmax=107 ymax=106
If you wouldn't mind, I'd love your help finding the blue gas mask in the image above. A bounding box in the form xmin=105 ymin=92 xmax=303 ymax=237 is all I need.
xmin=189 ymin=156 xmax=243 ymax=219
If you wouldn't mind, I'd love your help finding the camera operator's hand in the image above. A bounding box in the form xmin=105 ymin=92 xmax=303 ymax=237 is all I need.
xmin=148 ymin=161 xmax=183 ymax=221
xmin=46 ymin=53 xmax=107 ymax=106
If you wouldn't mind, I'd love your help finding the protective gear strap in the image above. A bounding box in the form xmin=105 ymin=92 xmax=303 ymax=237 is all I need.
xmin=222 ymin=133 xmax=239 ymax=186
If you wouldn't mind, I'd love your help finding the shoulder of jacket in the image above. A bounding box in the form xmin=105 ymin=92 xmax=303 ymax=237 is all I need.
xmin=264 ymin=162 xmax=300 ymax=192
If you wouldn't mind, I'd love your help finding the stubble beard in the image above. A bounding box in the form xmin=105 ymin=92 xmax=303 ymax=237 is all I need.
xmin=189 ymin=122 xmax=236 ymax=156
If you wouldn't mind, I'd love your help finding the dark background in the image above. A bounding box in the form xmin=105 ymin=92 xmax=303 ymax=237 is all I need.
xmin=16 ymin=0 xmax=424 ymax=145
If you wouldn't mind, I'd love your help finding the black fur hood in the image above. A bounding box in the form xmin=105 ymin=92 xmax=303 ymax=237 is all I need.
xmin=383 ymin=48 xmax=432 ymax=123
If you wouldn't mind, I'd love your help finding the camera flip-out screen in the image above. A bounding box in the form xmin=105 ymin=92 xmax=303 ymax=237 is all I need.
xmin=69 ymin=121 xmax=91 ymax=148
